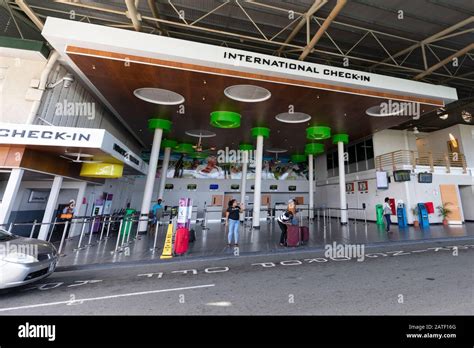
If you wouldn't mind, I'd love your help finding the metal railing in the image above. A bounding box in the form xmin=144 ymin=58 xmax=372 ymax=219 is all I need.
xmin=375 ymin=150 xmax=467 ymax=173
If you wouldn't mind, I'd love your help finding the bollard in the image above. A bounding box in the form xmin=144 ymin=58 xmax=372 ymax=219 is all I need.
xmin=75 ymin=218 xmax=88 ymax=251
xmin=114 ymin=219 xmax=124 ymax=252
xmin=99 ymin=216 xmax=107 ymax=242
xmin=57 ymin=221 xmax=69 ymax=257
xmin=29 ymin=220 xmax=37 ymax=238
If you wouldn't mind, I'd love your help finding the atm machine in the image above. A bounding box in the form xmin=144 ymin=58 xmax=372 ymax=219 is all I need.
xmin=417 ymin=203 xmax=430 ymax=228
xmin=397 ymin=202 xmax=408 ymax=228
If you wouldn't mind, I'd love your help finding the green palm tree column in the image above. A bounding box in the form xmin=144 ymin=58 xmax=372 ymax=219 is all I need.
xmin=239 ymin=143 xmax=254 ymax=222
xmin=138 ymin=118 xmax=172 ymax=233
xmin=305 ymin=143 xmax=325 ymax=219
xmin=157 ymin=139 xmax=178 ymax=201
xmin=333 ymin=133 xmax=349 ymax=225
xmin=251 ymin=127 xmax=270 ymax=229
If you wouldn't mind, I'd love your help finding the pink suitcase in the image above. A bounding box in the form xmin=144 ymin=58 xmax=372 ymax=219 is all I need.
xmin=174 ymin=227 xmax=189 ymax=255
xmin=300 ymin=226 xmax=309 ymax=244
xmin=286 ymin=225 xmax=301 ymax=247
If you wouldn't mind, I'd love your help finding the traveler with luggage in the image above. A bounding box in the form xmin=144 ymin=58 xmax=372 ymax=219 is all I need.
xmin=149 ymin=198 xmax=163 ymax=232
xmin=225 ymin=199 xmax=243 ymax=247
xmin=383 ymin=197 xmax=392 ymax=232
xmin=277 ymin=199 xmax=296 ymax=247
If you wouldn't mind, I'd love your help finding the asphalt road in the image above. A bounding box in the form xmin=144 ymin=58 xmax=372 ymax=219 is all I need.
xmin=0 ymin=241 xmax=473 ymax=315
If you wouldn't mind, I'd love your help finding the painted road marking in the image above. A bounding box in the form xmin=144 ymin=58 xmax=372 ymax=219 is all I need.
xmin=0 ymin=284 xmax=215 ymax=313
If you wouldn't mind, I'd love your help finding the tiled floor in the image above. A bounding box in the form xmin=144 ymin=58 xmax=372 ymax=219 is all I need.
xmin=54 ymin=218 xmax=474 ymax=268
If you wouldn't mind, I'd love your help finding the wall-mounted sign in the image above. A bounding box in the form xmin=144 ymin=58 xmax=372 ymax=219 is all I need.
xmin=187 ymin=184 xmax=197 ymax=190
xmin=346 ymin=183 xmax=355 ymax=193
xmin=358 ymin=181 xmax=368 ymax=193
xmin=164 ymin=184 xmax=174 ymax=190
xmin=28 ymin=190 xmax=49 ymax=203
xmin=230 ymin=184 xmax=240 ymax=190
xmin=376 ymin=171 xmax=388 ymax=189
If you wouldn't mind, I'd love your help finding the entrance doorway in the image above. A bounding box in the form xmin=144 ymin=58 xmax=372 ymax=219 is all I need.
xmin=439 ymin=184 xmax=463 ymax=224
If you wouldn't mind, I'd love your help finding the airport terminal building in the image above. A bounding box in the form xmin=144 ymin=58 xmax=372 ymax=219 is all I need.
xmin=0 ymin=1 xmax=473 ymax=264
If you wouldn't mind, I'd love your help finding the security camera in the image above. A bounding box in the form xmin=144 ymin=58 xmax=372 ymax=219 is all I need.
xmin=63 ymin=73 xmax=75 ymax=88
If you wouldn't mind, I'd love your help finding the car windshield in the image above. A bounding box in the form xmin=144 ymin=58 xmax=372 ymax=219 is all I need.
xmin=0 ymin=228 xmax=14 ymax=241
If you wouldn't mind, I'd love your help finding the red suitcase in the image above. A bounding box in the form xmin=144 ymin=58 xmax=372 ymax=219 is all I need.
xmin=174 ymin=227 xmax=189 ymax=255
xmin=300 ymin=226 xmax=309 ymax=244
xmin=286 ymin=225 xmax=301 ymax=247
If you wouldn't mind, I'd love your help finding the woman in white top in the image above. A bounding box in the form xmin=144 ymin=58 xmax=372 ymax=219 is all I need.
xmin=383 ymin=197 xmax=392 ymax=232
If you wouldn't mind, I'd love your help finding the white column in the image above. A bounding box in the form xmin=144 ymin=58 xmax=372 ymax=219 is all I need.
xmin=252 ymin=135 xmax=264 ymax=228
xmin=70 ymin=182 xmax=87 ymax=237
xmin=157 ymin=146 xmax=171 ymax=201
xmin=337 ymin=141 xmax=348 ymax=224
xmin=0 ymin=168 xmax=24 ymax=225
xmin=38 ymin=175 xmax=63 ymax=240
xmin=138 ymin=128 xmax=163 ymax=232
xmin=240 ymin=150 xmax=248 ymax=222
xmin=308 ymin=154 xmax=314 ymax=219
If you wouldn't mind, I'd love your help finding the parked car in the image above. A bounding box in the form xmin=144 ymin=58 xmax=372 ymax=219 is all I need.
xmin=0 ymin=228 xmax=58 ymax=289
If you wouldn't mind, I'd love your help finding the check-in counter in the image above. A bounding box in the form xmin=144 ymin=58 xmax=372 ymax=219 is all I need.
xmin=244 ymin=205 xmax=269 ymax=220
xmin=191 ymin=206 xmax=198 ymax=223
xmin=206 ymin=205 xmax=223 ymax=222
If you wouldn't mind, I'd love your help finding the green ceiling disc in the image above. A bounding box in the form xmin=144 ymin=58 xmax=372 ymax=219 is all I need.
xmin=306 ymin=126 xmax=331 ymax=140
xmin=190 ymin=152 xmax=209 ymax=159
xmin=174 ymin=143 xmax=194 ymax=154
xmin=291 ymin=154 xmax=307 ymax=163
xmin=305 ymin=142 xmax=325 ymax=155
xmin=148 ymin=118 xmax=172 ymax=132
xmin=251 ymin=127 xmax=270 ymax=138
xmin=332 ymin=133 xmax=349 ymax=145
xmin=161 ymin=139 xmax=178 ymax=148
xmin=210 ymin=111 xmax=241 ymax=128
xmin=239 ymin=143 xmax=254 ymax=151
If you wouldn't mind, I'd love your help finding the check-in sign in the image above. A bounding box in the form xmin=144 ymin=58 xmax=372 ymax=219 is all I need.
xmin=0 ymin=124 xmax=104 ymax=147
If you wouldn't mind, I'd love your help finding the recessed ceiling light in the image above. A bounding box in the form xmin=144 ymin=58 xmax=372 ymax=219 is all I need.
xmin=275 ymin=112 xmax=312 ymax=124
xmin=134 ymin=88 xmax=185 ymax=105
xmin=185 ymin=129 xmax=216 ymax=138
xmin=224 ymin=85 xmax=271 ymax=102
xmin=439 ymin=113 xmax=448 ymax=120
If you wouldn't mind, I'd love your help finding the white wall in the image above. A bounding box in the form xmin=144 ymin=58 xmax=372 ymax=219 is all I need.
xmin=459 ymin=185 xmax=474 ymax=221
xmin=373 ymin=129 xmax=416 ymax=157
xmin=0 ymin=55 xmax=46 ymax=123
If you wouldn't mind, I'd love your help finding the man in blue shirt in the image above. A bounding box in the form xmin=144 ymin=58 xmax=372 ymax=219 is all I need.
xmin=150 ymin=199 xmax=163 ymax=232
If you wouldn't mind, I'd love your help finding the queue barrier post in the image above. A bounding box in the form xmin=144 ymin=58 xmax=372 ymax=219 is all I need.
xmin=113 ymin=219 xmax=124 ymax=253
xmin=105 ymin=216 xmax=113 ymax=239
xmin=74 ymin=218 xmax=88 ymax=251
xmin=29 ymin=220 xmax=37 ymax=239
xmin=99 ymin=216 xmax=107 ymax=242
xmin=47 ymin=218 xmax=57 ymax=242
xmin=57 ymin=221 xmax=69 ymax=257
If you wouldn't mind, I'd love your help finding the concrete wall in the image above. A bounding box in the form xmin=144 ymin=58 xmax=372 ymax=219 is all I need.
xmin=459 ymin=185 xmax=474 ymax=221
xmin=0 ymin=55 xmax=46 ymax=123
xmin=373 ymin=129 xmax=417 ymax=157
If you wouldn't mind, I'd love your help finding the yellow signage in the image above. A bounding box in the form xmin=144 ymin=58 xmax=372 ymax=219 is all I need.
xmin=80 ymin=162 xmax=123 ymax=178
xmin=160 ymin=223 xmax=174 ymax=259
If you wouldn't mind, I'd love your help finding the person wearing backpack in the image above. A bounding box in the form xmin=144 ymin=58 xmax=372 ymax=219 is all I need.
xmin=225 ymin=199 xmax=243 ymax=247
xmin=383 ymin=197 xmax=392 ymax=232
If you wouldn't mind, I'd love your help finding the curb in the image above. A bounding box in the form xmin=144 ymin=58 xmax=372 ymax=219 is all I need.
xmin=54 ymin=235 xmax=474 ymax=273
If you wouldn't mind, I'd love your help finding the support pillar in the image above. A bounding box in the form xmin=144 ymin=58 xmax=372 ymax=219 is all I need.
xmin=305 ymin=142 xmax=325 ymax=221
xmin=38 ymin=175 xmax=63 ymax=240
xmin=251 ymin=127 xmax=270 ymax=228
xmin=157 ymin=139 xmax=177 ymax=201
xmin=0 ymin=168 xmax=24 ymax=225
xmin=333 ymin=134 xmax=349 ymax=225
xmin=138 ymin=118 xmax=172 ymax=232
xmin=239 ymin=144 xmax=253 ymax=222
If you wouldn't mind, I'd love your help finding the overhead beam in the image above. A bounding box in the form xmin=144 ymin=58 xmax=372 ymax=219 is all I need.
xmin=371 ymin=16 xmax=474 ymax=69
xmin=15 ymin=0 xmax=43 ymax=30
xmin=299 ymin=0 xmax=347 ymax=61
xmin=124 ymin=0 xmax=141 ymax=31
xmin=276 ymin=0 xmax=327 ymax=55
xmin=147 ymin=0 xmax=167 ymax=35
xmin=414 ymin=43 xmax=474 ymax=80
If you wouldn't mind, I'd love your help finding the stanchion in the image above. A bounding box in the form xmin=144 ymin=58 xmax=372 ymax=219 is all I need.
xmin=74 ymin=218 xmax=88 ymax=251
xmin=29 ymin=220 xmax=37 ymax=238
xmin=57 ymin=221 xmax=69 ymax=257
xmin=202 ymin=208 xmax=209 ymax=231
xmin=86 ymin=216 xmax=96 ymax=246
xmin=150 ymin=220 xmax=161 ymax=252
xmin=7 ymin=222 xmax=13 ymax=233
xmin=105 ymin=216 xmax=112 ymax=239
xmin=113 ymin=219 xmax=124 ymax=253
xmin=47 ymin=218 xmax=57 ymax=242
xmin=99 ymin=216 xmax=107 ymax=241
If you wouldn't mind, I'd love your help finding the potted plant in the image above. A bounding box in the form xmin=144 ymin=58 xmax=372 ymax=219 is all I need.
xmin=411 ymin=206 xmax=419 ymax=227
xmin=437 ymin=203 xmax=452 ymax=225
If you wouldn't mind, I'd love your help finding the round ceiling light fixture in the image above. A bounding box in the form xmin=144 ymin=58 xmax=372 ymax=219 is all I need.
xmin=185 ymin=129 xmax=216 ymax=138
xmin=174 ymin=143 xmax=194 ymax=154
xmin=224 ymin=85 xmax=271 ymax=102
xmin=461 ymin=110 xmax=472 ymax=123
xmin=306 ymin=126 xmax=331 ymax=140
xmin=266 ymin=148 xmax=287 ymax=154
xmin=210 ymin=111 xmax=241 ymax=128
xmin=275 ymin=112 xmax=312 ymax=124
xmin=365 ymin=103 xmax=407 ymax=117
xmin=133 ymin=88 xmax=185 ymax=105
